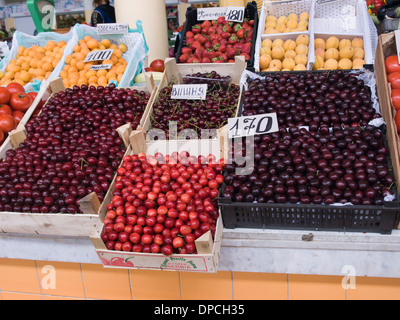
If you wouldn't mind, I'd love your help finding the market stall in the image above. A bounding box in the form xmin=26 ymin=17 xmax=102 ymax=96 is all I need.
xmin=0 ymin=0 xmax=400 ymax=287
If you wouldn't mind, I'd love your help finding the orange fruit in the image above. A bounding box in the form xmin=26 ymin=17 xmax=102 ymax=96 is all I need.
xmin=119 ymin=44 xmax=128 ymax=53
xmin=87 ymin=39 xmax=99 ymax=50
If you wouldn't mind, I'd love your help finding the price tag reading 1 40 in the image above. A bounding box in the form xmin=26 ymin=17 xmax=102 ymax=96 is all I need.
xmin=228 ymin=113 xmax=279 ymax=138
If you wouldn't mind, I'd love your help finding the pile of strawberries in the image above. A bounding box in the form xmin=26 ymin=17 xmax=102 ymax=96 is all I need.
xmin=178 ymin=16 xmax=255 ymax=64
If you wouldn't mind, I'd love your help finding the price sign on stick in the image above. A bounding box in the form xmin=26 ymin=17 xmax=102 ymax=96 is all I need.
xmin=84 ymin=49 xmax=114 ymax=63
xmin=225 ymin=7 xmax=245 ymax=23
xmin=228 ymin=113 xmax=279 ymax=138
xmin=171 ymin=84 xmax=208 ymax=100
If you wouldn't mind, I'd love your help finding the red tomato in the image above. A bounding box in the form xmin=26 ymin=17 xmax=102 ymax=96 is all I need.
xmin=391 ymin=89 xmax=400 ymax=111
xmin=0 ymin=114 xmax=16 ymax=133
xmin=0 ymin=129 xmax=4 ymax=144
xmin=385 ymin=56 xmax=400 ymax=74
xmin=10 ymin=92 xmax=33 ymax=112
xmin=6 ymin=82 xmax=25 ymax=95
xmin=12 ymin=110 xmax=24 ymax=125
xmin=150 ymin=59 xmax=165 ymax=72
xmin=27 ymin=91 xmax=38 ymax=101
xmin=0 ymin=104 xmax=12 ymax=115
xmin=0 ymin=87 xmax=11 ymax=104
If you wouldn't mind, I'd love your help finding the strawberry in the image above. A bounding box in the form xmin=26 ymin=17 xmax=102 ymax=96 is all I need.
xmin=179 ymin=54 xmax=189 ymax=63
xmin=192 ymin=24 xmax=201 ymax=34
xmin=237 ymin=28 xmax=246 ymax=39
xmin=228 ymin=35 xmax=239 ymax=44
xmin=217 ymin=16 xmax=225 ymax=25
xmin=190 ymin=40 xmax=201 ymax=50
xmin=226 ymin=47 xmax=239 ymax=59
xmin=181 ymin=47 xmax=192 ymax=55
xmin=222 ymin=25 xmax=232 ymax=33
xmin=202 ymin=57 xmax=211 ymax=63
xmin=241 ymin=42 xmax=252 ymax=54
xmin=186 ymin=31 xmax=194 ymax=38
xmin=201 ymin=20 xmax=211 ymax=29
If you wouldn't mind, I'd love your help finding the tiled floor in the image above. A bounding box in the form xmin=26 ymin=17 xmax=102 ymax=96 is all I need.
xmin=1 ymin=258 xmax=400 ymax=300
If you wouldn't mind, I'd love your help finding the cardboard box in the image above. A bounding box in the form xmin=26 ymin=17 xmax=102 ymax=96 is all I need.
xmin=0 ymin=78 xmax=157 ymax=236
xmin=90 ymin=131 xmax=224 ymax=273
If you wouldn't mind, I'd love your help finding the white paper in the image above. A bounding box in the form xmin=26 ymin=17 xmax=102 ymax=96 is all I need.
xmin=171 ymin=84 xmax=208 ymax=100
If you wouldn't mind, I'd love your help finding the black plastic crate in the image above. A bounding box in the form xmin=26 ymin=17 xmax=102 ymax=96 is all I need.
xmin=219 ymin=190 xmax=400 ymax=234
xmin=175 ymin=1 xmax=259 ymax=69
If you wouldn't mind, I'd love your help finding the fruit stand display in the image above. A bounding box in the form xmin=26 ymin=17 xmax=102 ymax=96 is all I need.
xmin=0 ymin=29 xmax=74 ymax=92
xmin=0 ymin=76 xmax=157 ymax=236
xmin=58 ymin=22 xmax=148 ymax=89
xmin=90 ymin=132 xmax=224 ymax=272
xmin=141 ymin=56 xmax=247 ymax=141
xmin=254 ymin=0 xmax=377 ymax=72
xmin=218 ymin=67 xmax=400 ymax=234
xmin=175 ymin=1 xmax=258 ymax=67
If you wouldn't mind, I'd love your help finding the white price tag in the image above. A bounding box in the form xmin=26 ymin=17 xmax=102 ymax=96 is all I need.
xmin=197 ymin=7 xmax=227 ymax=21
xmin=97 ymin=23 xmax=129 ymax=35
xmin=228 ymin=113 xmax=279 ymax=138
xmin=90 ymin=64 xmax=112 ymax=71
xmin=171 ymin=84 xmax=208 ymax=100
xmin=225 ymin=6 xmax=245 ymax=23
xmin=84 ymin=49 xmax=114 ymax=63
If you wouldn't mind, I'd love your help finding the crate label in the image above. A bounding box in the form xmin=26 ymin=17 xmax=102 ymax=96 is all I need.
xmin=97 ymin=23 xmax=129 ymax=35
xmin=225 ymin=6 xmax=245 ymax=23
xmin=90 ymin=64 xmax=112 ymax=71
xmin=228 ymin=113 xmax=279 ymax=138
xmin=171 ymin=84 xmax=208 ymax=100
xmin=395 ymin=30 xmax=400 ymax=65
xmin=197 ymin=7 xmax=227 ymax=21
xmin=84 ymin=49 xmax=114 ymax=62
xmin=98 ymin=252 xmax=209 ymax=272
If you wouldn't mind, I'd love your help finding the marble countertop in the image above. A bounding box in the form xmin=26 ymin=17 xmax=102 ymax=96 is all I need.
xmin=1 ymin=228 xmax=400 ymax=278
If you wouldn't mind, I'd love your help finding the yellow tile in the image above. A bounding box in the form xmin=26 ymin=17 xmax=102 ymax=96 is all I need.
xmin=180 ymin=271 xmax=232 ymax=300
xmin=232 ymin=272 xmax=287 ymax=300
xmin=1 ymin=292 xmax=42 ymax=300
xmin=81 ymin=263 xmax=132 ymax=300
xmin=130 ymin=269 xmax=181 ymax=300
xmin=347 ymin=277 xmax=400 ymax=300
xmin=0 ymin=259 xmax=41 ymax=294
xmin=36 ymin=261 xmax=85 ymax=298
xmin=288 ymin=274 xmax=346 ymax=300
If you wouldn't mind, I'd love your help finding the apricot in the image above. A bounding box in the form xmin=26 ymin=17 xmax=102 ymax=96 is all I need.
xmin=325 ymin=48 xmax=340 ymax=61
xmin=313 ymin=55 xmax=325 ymax=70
xmin=283 ymin=39 xmax=297 ymax=51
xmin=352 ymin=58 xmax=366 ymax=69
xmin=295 ymin=54 xmax=308 ymax=66
xmin=324 ymin=58 xmax=338 ymax=70
xmin=296 ymin=34 xmax=309 ymax=46
xmin=271 ymin=46 xmax=285 ymax=60
xmin=282 ymin=58 xmax=296 ymax=70
xmin=339 ymin=39 xmax=352 ymax=51
xmin=338 ymin=58 xmax=353 ymax=69
xmin=339 ymin=46 xmax=354 ymax=60
xmin=326 ymin=36 xmax=339 ymax=50
xmin=260 ymin=54 xmax=272 ymax=70
xmin=314 ymin=38 xmax=325 ymax=50
xmin=269 ymin=59 xmax=282 ymax=71
xmin=352 ymin=37 xmax=364 ymax=48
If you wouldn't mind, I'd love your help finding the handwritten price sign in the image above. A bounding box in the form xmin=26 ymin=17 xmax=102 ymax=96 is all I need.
xmin=228 ymin=113 xmax=279 ymax=138
xmin=171 ymin=84 xmax=208 ymax=100
xmin=197 ymin=6 xmax=245 ymax=23
xmin=84 ymin=49 xmax=114 ymax=63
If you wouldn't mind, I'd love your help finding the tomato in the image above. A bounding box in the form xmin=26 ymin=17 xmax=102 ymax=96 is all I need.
xmin=6 ymin=82 xmax=25 ymax=95
xmin=144 ymin=67 xmax=155 ymax=72
xmin=0 ymin=87 xmax=10 ymax=104
xmin=391 ymin=89 xmax=400 ymax=111
xmin=27 ymin=92 xmax=38 ymax=101
xmin=0 ymin=129 xmax=4 ymax=144
xmin=150 ymin=59 xmax=165 ymax=72
xmin=385 ymin=56 xmax=400 ymax=74
xmin=0 ymin=114 xmax=16 ymax=133
xmin=10 ymin=92 xmax=33 ymax=112
xmin=0 ymin=104 xmax=12 ymax=115
xmin=12 ymin=110 xmax=24 ymax=125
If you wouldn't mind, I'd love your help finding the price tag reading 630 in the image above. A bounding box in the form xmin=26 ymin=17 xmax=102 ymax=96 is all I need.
xmin=228 ymin=113 xmax=279 ymax=138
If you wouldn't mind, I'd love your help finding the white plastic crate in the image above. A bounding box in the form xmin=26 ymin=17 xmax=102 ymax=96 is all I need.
xmin=313 ymin=0 xmax=377 ymax=65
xmin=254 ymin=0 xmax=377 ymax=71
xmin=255 ymin=0 xmax=315 ymax=71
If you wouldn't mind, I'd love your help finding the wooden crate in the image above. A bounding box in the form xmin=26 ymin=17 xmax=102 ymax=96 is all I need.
xmin=90 ymin=130 xmax=224 ymax=273
xmin=0 ymin=78 xmax=157 ymax=236
xmin=375 ymin=33 xmax=400 ymax=229
xmin=140 ymin=56 xmax=246 ymax=138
